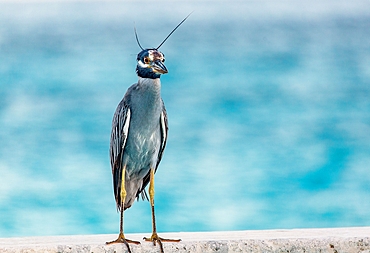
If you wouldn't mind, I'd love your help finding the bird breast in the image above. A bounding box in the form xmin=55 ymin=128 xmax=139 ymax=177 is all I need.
xmin=123 ymin=80 xmax=163 ymax=179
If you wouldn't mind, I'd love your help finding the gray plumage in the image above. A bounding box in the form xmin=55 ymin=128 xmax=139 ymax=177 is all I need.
xmin=110 ymin=77 xmax=168 ymax=211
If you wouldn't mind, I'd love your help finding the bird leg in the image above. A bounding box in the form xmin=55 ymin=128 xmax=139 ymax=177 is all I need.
xmin=106 ymin=165 xmax=140 ymax=252
xmin=143 ymin=168 xmax=181 ymax=252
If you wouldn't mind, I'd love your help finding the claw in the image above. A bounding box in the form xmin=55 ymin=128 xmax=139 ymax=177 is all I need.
xmin=144 ymin=233 xmax=181 ymax=253
xmin=106 ymin=233 xmax=140 ymax=253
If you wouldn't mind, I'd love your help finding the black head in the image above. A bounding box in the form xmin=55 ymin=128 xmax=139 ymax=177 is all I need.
xmin=134 ymin=12 xmax=191 ymax=79
xmin=136 ymin=49 xmax=167 ymax=79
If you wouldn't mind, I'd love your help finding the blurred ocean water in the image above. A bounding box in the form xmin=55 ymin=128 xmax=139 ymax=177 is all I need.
xmin=0 ymin=1 xmax=369 ymax=237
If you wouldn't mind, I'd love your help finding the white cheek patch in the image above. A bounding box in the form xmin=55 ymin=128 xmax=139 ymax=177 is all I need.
xmin=138 ymin=60 xmax=148 ymax=68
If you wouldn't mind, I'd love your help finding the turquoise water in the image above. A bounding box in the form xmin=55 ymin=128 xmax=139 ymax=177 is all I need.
xmin=0 ymin=1 xmax=369 ymax=237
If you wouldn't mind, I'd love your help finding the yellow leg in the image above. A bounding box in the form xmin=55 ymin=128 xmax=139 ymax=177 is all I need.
xmin=144 ymin=168 xmax=181 ymax=253
xmin=106 ymin=165 xmax=140 ymax=252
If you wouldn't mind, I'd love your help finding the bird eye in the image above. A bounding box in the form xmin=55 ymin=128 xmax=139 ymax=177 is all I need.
xmin=144 ymin=57 xmax=150 ymax=64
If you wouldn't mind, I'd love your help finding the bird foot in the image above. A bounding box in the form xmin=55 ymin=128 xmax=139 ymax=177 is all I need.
xmin=144 ymin=232 xmax=181 ymax=253
xmin=106 ymin=233 xmax=140 ymax=253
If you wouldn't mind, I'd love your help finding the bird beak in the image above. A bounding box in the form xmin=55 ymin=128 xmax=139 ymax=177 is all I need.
xmin=151 ymin=60 xmax=168 ymax=74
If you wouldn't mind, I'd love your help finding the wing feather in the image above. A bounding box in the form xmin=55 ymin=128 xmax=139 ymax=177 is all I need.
xmin=110 ymin=97 xmax=131 ymax=211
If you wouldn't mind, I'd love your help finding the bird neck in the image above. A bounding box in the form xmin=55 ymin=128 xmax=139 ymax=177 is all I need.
xmin=129 ymin=77 xmax=162 ymax=124
xmin=138 ymin=77 xmax=161 ymax=93
xmin=137 ymin=77 xmax=162 ymax=104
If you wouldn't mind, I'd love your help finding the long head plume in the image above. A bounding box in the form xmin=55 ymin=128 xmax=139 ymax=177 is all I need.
xmin=134 ymin=25 xmax=144 ymax=50
xmin=134 ymin=12 xmax=192 ymax=51
xmin=156 ymin=12 xmax=192 ymax=49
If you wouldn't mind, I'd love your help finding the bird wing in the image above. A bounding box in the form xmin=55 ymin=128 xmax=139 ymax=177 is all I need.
xmin=138 ymin=101 xmax=169 ymax=200
xmin=110 ymin=96 xmax=131 ymax=209
xmin=157 ymin=101 xmax=169 ymax=169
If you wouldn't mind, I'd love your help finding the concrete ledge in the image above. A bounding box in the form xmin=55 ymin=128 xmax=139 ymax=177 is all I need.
xmin=0 ymin=227 xmax=369 ymax=253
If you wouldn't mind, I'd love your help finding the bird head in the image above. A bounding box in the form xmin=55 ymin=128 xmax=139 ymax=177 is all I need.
xmin=136 ymin=49 xmax=167 ymax=79
xmin=133 ymin=13 xmax=191 ymax=79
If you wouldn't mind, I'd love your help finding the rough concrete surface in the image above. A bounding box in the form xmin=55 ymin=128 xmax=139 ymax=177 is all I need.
xmin=0 ymin=227 xmax=369 ymax=253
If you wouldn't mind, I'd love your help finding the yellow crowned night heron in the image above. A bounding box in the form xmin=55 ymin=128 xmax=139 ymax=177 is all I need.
xmin=106 ymin=15 xmax=190 ymax=253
